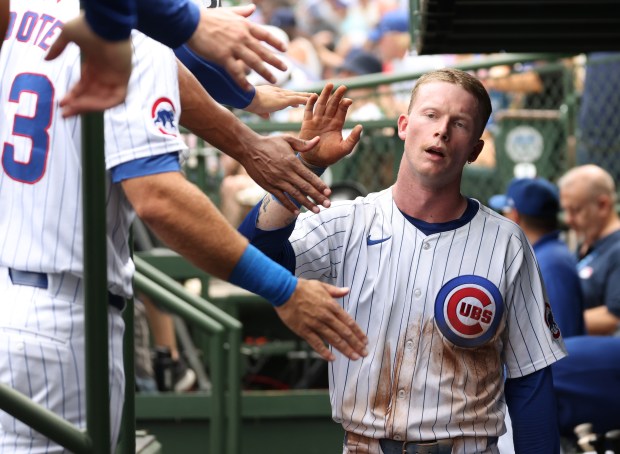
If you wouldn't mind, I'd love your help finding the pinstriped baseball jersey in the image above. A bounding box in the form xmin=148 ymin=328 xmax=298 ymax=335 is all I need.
xmin=290 ymin=188 xmax=566 ymax=452
xmin=1 ymin=2 xmax=185 ymax=452
xmin=0 ymin=0 xmax=186 ymax=297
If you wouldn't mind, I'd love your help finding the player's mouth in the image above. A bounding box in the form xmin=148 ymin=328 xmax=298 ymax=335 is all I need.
xmin=425 ymin=146 xmax=445 ymax=158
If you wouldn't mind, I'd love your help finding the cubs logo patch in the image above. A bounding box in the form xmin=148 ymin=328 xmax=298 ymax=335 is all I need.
xmin=435 ymin=275 xmax=504 ymax=348
xmin=544 ymin=302 xmax=561 ymax=339
xmin=151 ymin=97 xmax=177 ymax=136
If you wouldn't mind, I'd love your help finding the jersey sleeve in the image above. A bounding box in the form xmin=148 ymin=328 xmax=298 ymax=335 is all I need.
xmin=289 ymin=202 xmax=356 ymax=284
xmin=174 ymin=45 xmax=255 ymax=108
xmin=502 ymin=237 xmax=568 ymax=378
xmin=104 ymin=32 xmax=188 ymax=170
xmin=134 ymin=0 xmax=200 ymax=48
xmin=84 ymin=0 xmax=136 ymax=41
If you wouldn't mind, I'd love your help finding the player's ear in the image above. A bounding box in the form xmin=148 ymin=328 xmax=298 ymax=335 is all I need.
xmin=397 ymin=114 xmax=408 ymax=140
xmin=467 ymin=139 xmax=485 ymax=164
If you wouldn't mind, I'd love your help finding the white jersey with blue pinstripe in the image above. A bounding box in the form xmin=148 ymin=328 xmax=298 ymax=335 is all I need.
xmin=0 ymin=0 xmax=186 ymax=297
xmin=290 ymin=187 xmax=566 ymax=450
xmin=1 ymin=2 xmax=185 ymax=452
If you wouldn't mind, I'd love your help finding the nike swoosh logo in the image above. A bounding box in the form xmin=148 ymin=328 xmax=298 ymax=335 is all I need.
xmin=367 ymin=235 xmax=392 ymax=246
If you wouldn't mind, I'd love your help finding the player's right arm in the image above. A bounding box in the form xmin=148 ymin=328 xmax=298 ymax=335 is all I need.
xmin=120 ymin=171 xmax=367 ymax=361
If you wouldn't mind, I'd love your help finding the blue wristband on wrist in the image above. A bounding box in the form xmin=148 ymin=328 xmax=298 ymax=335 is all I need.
xmin=228 ymin=244 xmax=298 ymax=306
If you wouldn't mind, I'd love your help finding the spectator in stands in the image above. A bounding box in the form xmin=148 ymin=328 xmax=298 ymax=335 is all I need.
xmin=490 ymin=178 xmax=585 ymax=337
xmin=558 ymin=165 xmax=620 ymax=335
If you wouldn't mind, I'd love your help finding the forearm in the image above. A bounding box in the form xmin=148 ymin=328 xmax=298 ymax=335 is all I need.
xmin=1 ymin=0 xmax=9 ymax=51
xmin=177 ymin=59 xmax=258 ymax=162
xmin=584 ymin=305 xmax=620 ymax=335
xmin=123 ymin=172 xmax=247 ymax=280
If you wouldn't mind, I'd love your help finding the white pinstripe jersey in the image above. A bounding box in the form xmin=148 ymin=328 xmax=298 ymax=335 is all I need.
xmin=0 ymin=0 xmax=187 ymax=298
xmin=290 ymin=188 xmax=567 ymax=446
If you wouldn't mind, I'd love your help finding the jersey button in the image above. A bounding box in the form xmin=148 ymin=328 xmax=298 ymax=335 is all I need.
xmin=414 ymin=288 xmax=422 ymax=298
xmin=423 ymin=242 xmax=431 ymax=250
xmin=406 ymin=340 xmax=414 ymax=350
xmin=397 ymin=389 xmax=406 ymax=399
xmin=393 ymin=434 xmax=403 ymax=441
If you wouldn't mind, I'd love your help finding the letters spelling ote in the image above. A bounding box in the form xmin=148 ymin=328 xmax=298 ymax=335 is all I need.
xmin=4 ymin=10 xmax=64 ymax=52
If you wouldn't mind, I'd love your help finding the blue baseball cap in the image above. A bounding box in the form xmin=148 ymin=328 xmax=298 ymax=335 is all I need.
xmin=369 ymin=10 xmax=409 ymax=42
xmin=489 ymin=178 xmax=560 ymax=218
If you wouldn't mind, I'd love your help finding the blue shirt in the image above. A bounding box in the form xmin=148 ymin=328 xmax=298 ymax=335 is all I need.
xmin=534 ymin=231 xmax=585 ymax=337
xmin=577 ymin=229 xmax=620 ymax=316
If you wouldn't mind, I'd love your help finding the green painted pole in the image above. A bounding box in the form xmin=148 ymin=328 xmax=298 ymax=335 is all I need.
xmin=81 ymin=111 xmax=111 ymax=454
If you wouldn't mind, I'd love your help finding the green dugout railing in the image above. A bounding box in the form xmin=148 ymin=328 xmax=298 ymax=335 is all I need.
xmin=134 ymin=256 xmax=243 ymax=454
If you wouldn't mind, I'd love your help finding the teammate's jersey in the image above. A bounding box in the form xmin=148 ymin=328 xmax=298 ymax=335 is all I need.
xmin=0 ymin=0 xmax=187 ymax=297
xmin=289 ymin=188 xmax=566 ymax=445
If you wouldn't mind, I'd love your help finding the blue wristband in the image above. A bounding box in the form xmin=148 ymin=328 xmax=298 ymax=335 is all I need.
xmin=229 ymin=245 xmax=298 ymax=306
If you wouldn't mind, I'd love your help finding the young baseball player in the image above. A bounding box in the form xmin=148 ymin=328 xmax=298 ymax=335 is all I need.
xmin=240 ymin=71 xmax=568 ymax=453
xmin=0 ymin=1 xmax=367 ymax=451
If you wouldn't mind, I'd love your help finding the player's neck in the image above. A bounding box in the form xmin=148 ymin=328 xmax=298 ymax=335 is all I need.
xmin=392 ymin=180 xmax=467 ymax=223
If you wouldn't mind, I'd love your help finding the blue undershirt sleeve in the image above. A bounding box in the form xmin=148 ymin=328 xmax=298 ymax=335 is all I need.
xmin=238 ymin=202 xmax=297 ymax=274
xmin=174 ymin=45 xmax=255 ymax=108
xmin=110 ymin=153 xmax=181 ymax=184
xmin=135 ymin=0 xmax=200 ymax=49
xmin=505 ymin=367 xmax=560 ymax=454
xmin=84 ymin=0 xmax=136 ymax=41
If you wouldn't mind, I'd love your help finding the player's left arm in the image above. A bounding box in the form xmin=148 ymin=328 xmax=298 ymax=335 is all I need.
xmin=505 ymin=367 xmax=561 ymax=453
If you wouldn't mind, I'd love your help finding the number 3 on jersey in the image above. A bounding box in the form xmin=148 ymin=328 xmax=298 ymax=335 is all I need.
xmin=3 ymin=73 xmax=54 ymax=184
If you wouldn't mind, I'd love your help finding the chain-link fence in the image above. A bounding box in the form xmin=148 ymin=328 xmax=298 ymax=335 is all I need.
xmin=183 ymin=53 xmax=620 ymax=208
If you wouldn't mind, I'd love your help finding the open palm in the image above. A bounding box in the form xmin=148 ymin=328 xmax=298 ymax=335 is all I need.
xmin=299 ymin=84 xmax=363 ymax=168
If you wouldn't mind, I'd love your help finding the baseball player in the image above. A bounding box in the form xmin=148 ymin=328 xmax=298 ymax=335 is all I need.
xmin=0 ymin=1 xmax=367 ymax=452
xmin=240 ymin=72 xmax=567 ymax=453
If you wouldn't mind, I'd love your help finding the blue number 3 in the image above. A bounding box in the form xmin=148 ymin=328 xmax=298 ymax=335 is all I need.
xmin=3 ymin=73 xmax=54 ymax=184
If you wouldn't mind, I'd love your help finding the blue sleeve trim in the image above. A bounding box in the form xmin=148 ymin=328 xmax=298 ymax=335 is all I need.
xmin=238 ymin=202 xmax=296 ymax=273
xmin=135 ymin=0 xmax=200 ymax=48
xmin=505 ymin=367 xmax=560 ymax=454
xmin=229 ymin=244 xmax=297 ymax=306
xmin=85 ymin=0 xmax=136 ymax=41
xmin=110 ymin=153 xmax=180 ymax=183
xmin=174 ymin=45 xmax=255 ymax=108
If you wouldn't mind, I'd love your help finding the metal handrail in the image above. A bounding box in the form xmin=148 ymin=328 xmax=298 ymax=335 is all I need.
xmin=134 ymin=256 xmax=243 ymax=454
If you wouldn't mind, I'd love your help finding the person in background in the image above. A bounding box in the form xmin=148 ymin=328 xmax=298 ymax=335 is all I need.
xmin=558 ymin=164 xmax=620 ymax=336
xmin=490 ymin=177 xmax=585 ymax=337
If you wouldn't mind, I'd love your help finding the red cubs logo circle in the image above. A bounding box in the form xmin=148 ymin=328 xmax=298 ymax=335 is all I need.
xmin=435 ymin=275 xmax=504 ymax=348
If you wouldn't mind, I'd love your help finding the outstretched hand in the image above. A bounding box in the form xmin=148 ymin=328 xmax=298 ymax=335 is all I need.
xmin=298 ymin=83 xmax=363 ymax=168
xmin=275 ymin=279 xmax=368 ymax=362
xmin=45 ymin=14 xmax=133 ymax=118
xmin=246 ymin=85 xmax=313 ymax=119
xmin=187 ymin=5 xmax=288 ymax=92
xmin=239 ymin=134 xmax=333 ymax=214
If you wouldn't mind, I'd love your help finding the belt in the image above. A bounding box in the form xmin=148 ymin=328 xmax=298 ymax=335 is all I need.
xmin=8 ymin=268 xmax=126 ymax=311
xmin=379 ymin=438 xmax=453 ymax=454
